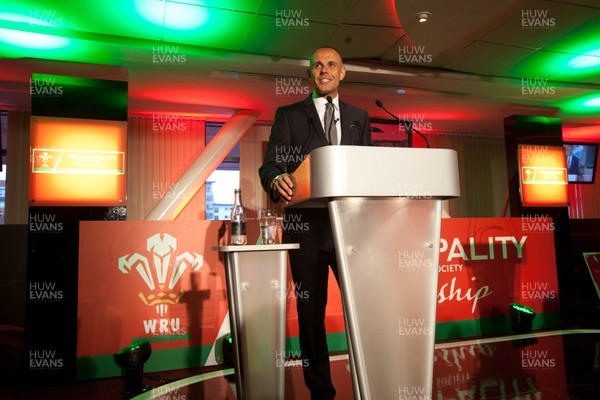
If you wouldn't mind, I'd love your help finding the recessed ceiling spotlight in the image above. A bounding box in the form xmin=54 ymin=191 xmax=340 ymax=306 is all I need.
xmin=416 ymin=12 xmax=431 ymax=23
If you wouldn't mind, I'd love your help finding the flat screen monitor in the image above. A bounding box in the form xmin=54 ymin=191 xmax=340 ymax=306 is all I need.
xmin=564 ymin=142 xmax=598 ymax=184
xmin=29 ymin=116 xmax=127 ymax=206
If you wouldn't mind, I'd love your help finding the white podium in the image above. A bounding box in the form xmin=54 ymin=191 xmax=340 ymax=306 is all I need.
xmin=289 ymin=146 xmax=459 ymax=400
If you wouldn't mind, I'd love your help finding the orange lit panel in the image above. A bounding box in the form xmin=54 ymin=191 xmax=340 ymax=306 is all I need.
xmin=29 ymin=116 xmax=127 ymax=206
xmin=518 ymin=144 xmax=569 ymax=207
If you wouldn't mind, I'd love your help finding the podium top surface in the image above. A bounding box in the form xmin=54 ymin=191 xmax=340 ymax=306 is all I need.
xmin=288 ymin=146 xmax=460 ymax=207
xmin=212 ymin=244 xmax=300 ymax=253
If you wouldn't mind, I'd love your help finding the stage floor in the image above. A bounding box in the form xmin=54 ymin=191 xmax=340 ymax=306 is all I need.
xmin=129 ymin=329 xmax=600 ymax=400
xmin=2 ymin=329 xmax=599 ymax=399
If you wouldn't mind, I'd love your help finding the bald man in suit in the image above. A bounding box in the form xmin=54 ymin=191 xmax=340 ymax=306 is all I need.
xmin=259 ymin=46 xmax=371 ymax=400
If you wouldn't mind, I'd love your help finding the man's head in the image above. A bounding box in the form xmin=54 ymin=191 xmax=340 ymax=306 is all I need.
xmin=308 ymin=47 xmax=346 ymax=98
xmin=565 ymin=144 xmax=574 ymax=156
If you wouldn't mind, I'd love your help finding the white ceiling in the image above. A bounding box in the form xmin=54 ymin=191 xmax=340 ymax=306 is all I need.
xmin=0 ymin=0 xmax=599 ymax=138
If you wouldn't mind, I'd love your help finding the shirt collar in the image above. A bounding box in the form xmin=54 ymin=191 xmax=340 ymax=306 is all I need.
xmin=312 ymin=92 xmax=339 ymax=109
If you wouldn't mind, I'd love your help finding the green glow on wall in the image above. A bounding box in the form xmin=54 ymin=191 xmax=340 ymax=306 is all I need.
xmin=567 ymin=49 xmax=600 ymax=69
xmin=508 ymin=20 xmax=600 ymax=80
xmin=134 ymin=0 xmax=165 ymax=26
xmin=163 ymin=7 xmax=255 ymax=50
xmin=553 ymin=93 xmax=600 ymax=115
xmin=0 ymin=12 xmax=36 ymax=25
xmin=0 ymin=27 xmax=69 ymax=49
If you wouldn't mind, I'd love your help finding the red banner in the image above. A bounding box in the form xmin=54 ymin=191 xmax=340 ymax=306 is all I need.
xmin=437 ymin=217 xmax=559 ymax=323
xmin=78 ymin=220 xmax=229 ymax=358
xmin=77 ymin=217 xmax=560 ymax=378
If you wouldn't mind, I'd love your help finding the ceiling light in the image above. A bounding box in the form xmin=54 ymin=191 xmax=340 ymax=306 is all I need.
xmin=567 ymin=49 xmax=600 ymax=69
xmin=0 ymin=28 xmax=69 ymax=49
xmin=416 ymin=12 xmax=431 ymax=23
xmin=582 ymin=96 xmax=600 ymax=108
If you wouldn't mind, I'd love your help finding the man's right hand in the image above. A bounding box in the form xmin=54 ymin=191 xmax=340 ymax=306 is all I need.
xmin=271 ymin=173 xmax=296 ymax=204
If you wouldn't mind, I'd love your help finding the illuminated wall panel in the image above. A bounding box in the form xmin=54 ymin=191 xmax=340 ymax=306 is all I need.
xmin=29 ymin=116 xmax=127 ymax=206
xmin=518 ymin=144 xmax=569 ymax=207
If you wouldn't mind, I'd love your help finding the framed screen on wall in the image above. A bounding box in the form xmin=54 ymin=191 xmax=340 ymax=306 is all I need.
xmin=518 ymin=144 xmax=569 ymax=207
xmin=564 ymin=142 xmax=598 ymax=184
xmin=29 ymin=116 xmax=127 ymax=206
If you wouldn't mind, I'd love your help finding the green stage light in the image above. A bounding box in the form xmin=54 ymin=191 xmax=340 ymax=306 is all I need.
xmin=114 ymin=340 xmax=152 ymax=397
xmin=510 ymin=303 xmax=536 ymax=315
xmin=221 ymin=332 xmax=234 ymax=366
xmin=509 ymin=303 xmax=536 ymax=334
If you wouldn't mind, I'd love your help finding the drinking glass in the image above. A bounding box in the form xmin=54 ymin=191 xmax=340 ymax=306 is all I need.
xmin=258 ymin=209 xmax=277 ymax=244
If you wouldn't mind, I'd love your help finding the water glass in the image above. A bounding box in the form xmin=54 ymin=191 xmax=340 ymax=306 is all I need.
xmin=259 ymin=209 xmax=277 ymax=244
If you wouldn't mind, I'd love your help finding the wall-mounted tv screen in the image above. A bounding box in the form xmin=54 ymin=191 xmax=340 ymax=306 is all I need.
xmin=564 ymin=142 xmax=598 ymax=184
xmin=29 ymin=116 xmax=127 ymax=206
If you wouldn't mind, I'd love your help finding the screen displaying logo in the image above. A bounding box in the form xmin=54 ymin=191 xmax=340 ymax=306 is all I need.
xmin=518 ymin=144 xmax=569 ymax=207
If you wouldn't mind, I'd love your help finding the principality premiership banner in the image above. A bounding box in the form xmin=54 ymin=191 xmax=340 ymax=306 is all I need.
xmin=77 ymin=217 xmax=560 ymax=379
xmin=435 ymin=217 xmax=560 ymax=338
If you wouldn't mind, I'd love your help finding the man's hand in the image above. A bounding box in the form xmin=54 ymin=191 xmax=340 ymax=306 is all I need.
xmin=272 ymin=173 xmax=296 ymax=204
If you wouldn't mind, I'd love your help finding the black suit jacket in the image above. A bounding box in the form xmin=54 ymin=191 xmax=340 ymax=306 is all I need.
xmin=259 ymin=95 xmax=371 ymax=250
xmin=568 ymin=154 xmax=580 ymax=175
xmin=259 ymin=95 xmax=372 ymax=199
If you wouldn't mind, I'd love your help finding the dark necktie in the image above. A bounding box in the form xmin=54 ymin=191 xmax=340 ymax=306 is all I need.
xmin=324 ymin=103 xmax=337 ymax=145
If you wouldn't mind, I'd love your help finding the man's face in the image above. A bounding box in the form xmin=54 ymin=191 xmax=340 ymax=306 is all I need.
xmin=308 ymin=48 xmax=346 ymax=98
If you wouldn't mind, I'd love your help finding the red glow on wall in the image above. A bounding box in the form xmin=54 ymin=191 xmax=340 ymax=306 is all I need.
xmin=563 ymin=125 xmax=600 ymax=141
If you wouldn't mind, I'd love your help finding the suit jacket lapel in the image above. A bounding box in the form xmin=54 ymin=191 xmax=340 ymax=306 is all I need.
xmin=303 ymin=96 xmax=329 ymax=146
xmin=339 ymin=101 xmax=353 ymax=145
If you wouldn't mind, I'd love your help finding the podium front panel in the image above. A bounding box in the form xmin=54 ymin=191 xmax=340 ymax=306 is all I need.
xmin=328 ymin=197 xmax=441 ymax=399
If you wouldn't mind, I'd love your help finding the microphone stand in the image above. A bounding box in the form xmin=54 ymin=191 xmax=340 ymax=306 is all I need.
xmin=404 ymin=120 xmax=413 ymax=148
xmin=408 ymin=124 xmax=430 ymax=148
xmin=349 ymin=125 xmax=382 ymax=146
xmin=375 ymin=100 xmax=430 ymax=148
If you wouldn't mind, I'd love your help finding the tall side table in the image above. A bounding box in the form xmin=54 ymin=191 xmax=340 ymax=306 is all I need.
xmin=213 ymin=244 xmax=299 ymax=400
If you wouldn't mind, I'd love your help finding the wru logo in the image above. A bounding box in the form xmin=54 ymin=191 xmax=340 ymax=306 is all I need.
xmin=118 ymin=233 xmax=203 ymax=320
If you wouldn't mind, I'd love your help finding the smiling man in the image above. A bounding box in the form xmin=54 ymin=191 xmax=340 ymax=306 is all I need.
xmin=310 ymin=46 xmax=346 ymax=98
xmin=259 ymin=46 xmax=371 ymax=399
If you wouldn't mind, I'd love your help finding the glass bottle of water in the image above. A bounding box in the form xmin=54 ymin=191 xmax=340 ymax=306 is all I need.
xmin=230 ymin=189 xmax=247 ymax=245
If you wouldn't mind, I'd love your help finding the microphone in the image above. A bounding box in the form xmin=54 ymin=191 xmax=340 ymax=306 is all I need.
xmin=375 ymin=100 xmax=411 ymax=124
xmin=374 ymin=100 xmax=430 ymax=148
xmin=326 ymin=96 xmax=336 ymax=145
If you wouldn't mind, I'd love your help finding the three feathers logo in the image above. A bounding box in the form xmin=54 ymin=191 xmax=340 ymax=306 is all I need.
xmin=118 ymin=233 xmax=203 ymax=317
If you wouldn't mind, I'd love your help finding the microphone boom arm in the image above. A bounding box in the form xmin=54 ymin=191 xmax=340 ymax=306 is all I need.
xmin=375 ymin=100 xmax=430 ymax=148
